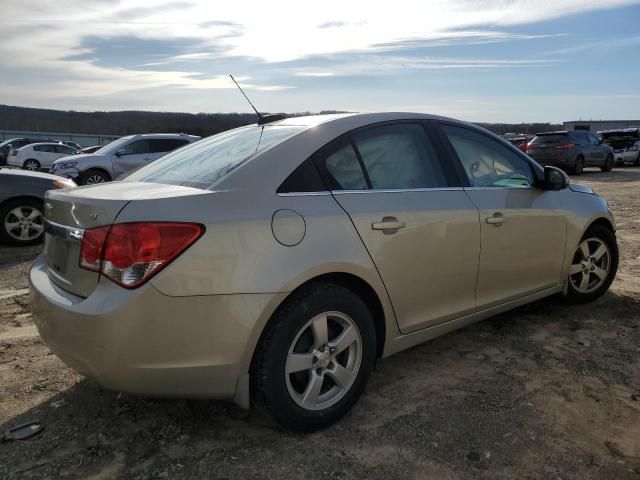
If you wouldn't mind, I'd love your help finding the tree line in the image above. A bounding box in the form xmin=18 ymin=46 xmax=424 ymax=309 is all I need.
xmin=0 ymin=104 xmax=562 ymax=138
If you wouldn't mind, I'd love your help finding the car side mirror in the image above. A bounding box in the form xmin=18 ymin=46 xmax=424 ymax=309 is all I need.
xmin=115 ymin=149 xmax=127 ymax=156
xmin=543 ymin=165 xmax=569 ymax=190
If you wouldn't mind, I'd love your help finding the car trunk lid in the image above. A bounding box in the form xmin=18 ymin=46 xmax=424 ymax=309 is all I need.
xmin=43 ymin=182 xmax=208 ymax=297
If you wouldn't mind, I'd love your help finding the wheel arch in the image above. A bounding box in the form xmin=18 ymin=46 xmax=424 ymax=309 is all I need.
xmin=81 ymin=167 xmax=112 ymax=179
xmin=586 ymin=216 xmax=615 ymax=234
xmin=0 ymin=195 xmax=44 ymax=212
xmin=249 ymin=272 xmax=387 ymax=376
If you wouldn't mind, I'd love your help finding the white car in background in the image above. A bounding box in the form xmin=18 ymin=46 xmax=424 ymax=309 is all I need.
xmin=7 ymin=142 xmax=79 ymax=171
xmin=51 ymin=133 xmax=200 ymax=185
xmin=614 ymin=140 xmax=640 ymax=166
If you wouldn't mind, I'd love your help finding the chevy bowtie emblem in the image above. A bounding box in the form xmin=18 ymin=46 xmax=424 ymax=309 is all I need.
xmin=68 ymin=229 xmax=84 ymax=241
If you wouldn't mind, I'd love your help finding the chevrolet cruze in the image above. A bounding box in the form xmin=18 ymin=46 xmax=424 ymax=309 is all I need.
xmin=30 ymin=113 xmax=618 ymax=431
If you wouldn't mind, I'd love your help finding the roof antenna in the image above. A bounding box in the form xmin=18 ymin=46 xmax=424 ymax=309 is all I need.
xmin=229 ymin=74 xmax=286 ymax=125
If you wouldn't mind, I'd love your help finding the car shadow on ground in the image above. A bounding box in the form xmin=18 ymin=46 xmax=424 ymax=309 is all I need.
xmin=1 ymin=290 xmax=639 ymax=479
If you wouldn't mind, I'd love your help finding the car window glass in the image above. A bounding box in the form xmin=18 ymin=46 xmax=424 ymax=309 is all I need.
xmin=588 ymin=133 xmax=600 ymax=145
xmin=442 ymin=124 xmax=533 ymax=188
xmin=34 ymin=145 xmax=54 ymax=152
xmin=124 ymin=140 xmax=151 ymax=154
xmin=530 ymin=134 xmax=567 ymax=145
xmin=352 ymin=123 xmax=447 ymax=189
xmin=54 ymin=145 xmax=74 ymax=154
xmin=278 ymin=158 xmax=327 ymax=193
xmin=149 ymin=139 xmax=190 ymax=153
xmin=323 ymin=142 xmax=368 ymax=190
xmin=125 ymin=125 xmax=303 ymax=189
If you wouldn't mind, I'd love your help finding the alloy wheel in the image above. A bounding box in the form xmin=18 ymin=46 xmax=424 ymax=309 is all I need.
xmin=4 ymin=206 xmax=44 ymax=242
xmin=85 ymin=174 xmax=106 ymax=184
xmin=285 ymin=311 xmax=362 ymax=411
xmin=569 ymin=237 xmax=611 ymax=294
xmin=23 ymin=160 xmax=39 ymax=171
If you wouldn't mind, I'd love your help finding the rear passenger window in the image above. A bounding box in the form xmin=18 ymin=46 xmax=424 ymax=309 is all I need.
xmin=277 ymin=158 xmax=327 ymax=193
xmin=320 ymin=142 xmax=368 ymax=190
xmin=352 ymin=123 xmax=447 ymax=189
xmin=150 ymin=139 xmax=190 ymax=153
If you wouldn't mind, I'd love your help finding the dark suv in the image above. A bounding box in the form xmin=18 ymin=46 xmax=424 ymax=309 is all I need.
xmin=526 ymin=131 xmax=614 ymax=175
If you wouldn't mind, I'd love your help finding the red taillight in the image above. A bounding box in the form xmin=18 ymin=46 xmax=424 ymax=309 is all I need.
xmin=80 ymin=226 xmax=109 ymax=271
xmin=79 ymin=222 xmax=204 ymax=288
xmin=554 ymin=143 xmax=575 ymax=150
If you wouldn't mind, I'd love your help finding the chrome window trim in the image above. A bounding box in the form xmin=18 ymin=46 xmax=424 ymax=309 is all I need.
xmin=463 ymin=186 xmax=533 ymax=191
xmin=276 ymin=191 xmax=332 ymax=197
xmin=331 ymin=187 xmax=464 ymax=195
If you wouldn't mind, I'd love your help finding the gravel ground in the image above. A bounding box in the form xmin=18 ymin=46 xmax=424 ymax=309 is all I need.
xmin=1 ymin=168 xmax=639 ymax=479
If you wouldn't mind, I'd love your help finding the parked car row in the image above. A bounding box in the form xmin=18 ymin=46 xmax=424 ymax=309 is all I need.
xmin=1 ymin=133 xmax=200 ymax=185
xmin=0 ymin=138 xmax=83 ymax=166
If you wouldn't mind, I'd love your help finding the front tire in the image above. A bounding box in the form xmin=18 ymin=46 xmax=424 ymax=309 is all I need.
xmin=573 ymin=156 xmax=584 ymax=175
xmin=601 ymin=154 xmax=613 ymax=172
xmin=78 ymin=169 xmax=111 ymax=185
xmin=251 ymin=282 xmax=377 ymax=432
xmin=566 ymin=225 xmax=618 ymax=303
xmin=0 ymin=198 xmax=45 ymax=245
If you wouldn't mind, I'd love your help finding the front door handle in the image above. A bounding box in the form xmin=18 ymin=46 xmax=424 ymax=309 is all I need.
xmin=486 ymin=213 xmax=507 ymax=226
xmin=372 ymin=217 xmax=406 ymax=234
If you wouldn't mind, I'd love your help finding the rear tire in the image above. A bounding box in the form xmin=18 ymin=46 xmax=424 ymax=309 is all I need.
xmin=251 ymin=282 xmax=376 ymax=432
xmin=0 ymin=198 xmax=45 ymax=246
xmin=634 ymin=152 xmax=640 ymax=167
xmin=601 ymin=154 xmax=613 ymax=172
xmin=22 ymin=159 xmax=41 ymax=171
xmin=565 ymin=225 xmax=618 ymax=304
xmin=573 ymin=156 xmax=584 ymax=175
xmin=78 ymin=169 xmax=111 ymax=185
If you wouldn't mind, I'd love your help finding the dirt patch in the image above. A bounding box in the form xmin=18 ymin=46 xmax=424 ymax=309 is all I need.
xmin=1 ymin=168 xmax=639 ymax=479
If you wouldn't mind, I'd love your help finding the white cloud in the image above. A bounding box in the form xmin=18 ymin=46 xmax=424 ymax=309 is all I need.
xmin=0 ymin=0 xmax=638 ymax=110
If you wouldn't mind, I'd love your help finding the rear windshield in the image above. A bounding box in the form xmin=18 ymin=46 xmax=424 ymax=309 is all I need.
xmin=530 ymin=134 xmax=567 ymax=145
xmin=124 ymin=125 xmax=304 ymax=189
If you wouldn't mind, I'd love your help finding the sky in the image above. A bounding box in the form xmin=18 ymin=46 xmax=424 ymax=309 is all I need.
xmin=0 ymin=0 xmax=639 ymax=123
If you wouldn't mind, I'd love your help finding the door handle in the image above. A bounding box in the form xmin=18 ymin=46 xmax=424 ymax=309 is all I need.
xmin=372 ymin=217 xmax=406 ymax=234
xmin=486 ymin=213 xmax=508 ymax=226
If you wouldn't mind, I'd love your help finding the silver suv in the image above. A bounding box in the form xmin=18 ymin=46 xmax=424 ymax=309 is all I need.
xmin=51 ymin=133 xmax=200 ymax=185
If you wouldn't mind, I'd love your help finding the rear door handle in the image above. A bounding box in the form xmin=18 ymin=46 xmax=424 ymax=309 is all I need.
xmin=486 ymin=213 xmax=508 ymax=226
xmin=372 ymin=217 xmax=406 ymax=234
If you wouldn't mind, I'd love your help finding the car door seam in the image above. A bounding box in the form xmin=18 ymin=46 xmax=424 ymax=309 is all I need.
xmin=327 ymin=190 xmax=403 ymax=333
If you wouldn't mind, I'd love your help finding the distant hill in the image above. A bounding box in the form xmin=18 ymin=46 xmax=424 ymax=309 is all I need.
xmin=0 ymin=104 xmax=561 ymax=138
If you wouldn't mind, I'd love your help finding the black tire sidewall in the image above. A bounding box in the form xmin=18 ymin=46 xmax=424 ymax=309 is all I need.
xmin=0 ymin=198 xmax=44 ymax=245
xmin=252 ymin=283 xmax=377 ymax=432
xmin=574 ymin=156 xmax=584 ymax=175
xmin=566 ymin=225 xmax=618 ymax=303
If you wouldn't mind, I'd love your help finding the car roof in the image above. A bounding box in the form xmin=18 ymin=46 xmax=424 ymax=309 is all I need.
xmin=534 ymin=131 xmax=570 ymax=136
xmin=266 ymin=111 xmax=460 ymax=128
xmin=22 ymin=142 xmax=68 ymax=147
xmin=129 ymin=133 xmax=200 ymax=139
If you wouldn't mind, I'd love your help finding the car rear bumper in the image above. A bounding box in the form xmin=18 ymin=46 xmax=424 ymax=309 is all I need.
xmin=29 ymin=254 xmax=281 ymax=403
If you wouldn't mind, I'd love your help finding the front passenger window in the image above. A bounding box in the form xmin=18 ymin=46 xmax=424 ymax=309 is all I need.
xmin=124 ymin=140 xmax=152 ymax=154
xmin=441 ymin=124 xmax=533 ymax=188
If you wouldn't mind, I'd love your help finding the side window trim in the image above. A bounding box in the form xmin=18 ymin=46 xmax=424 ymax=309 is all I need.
xmin=348 ymin=138 xmax=373 ymax=189
xmin=435 ymin=120 xmax=538 ymax=189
